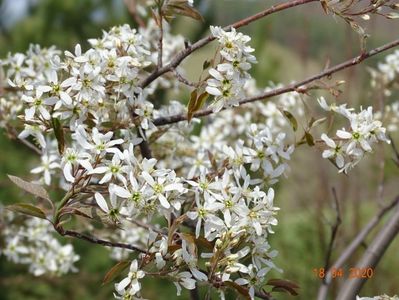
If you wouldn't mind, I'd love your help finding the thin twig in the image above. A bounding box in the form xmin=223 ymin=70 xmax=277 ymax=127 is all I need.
xmin=173 ymin=69 xmax=199 ymax=87
xmin=138 ymin=0 xmax=318 ymax=89
xmin=157 ymin=17 xmax=164 ymax=69
xmin=7 ymin=127 xmax=42 ymax=155
xmin=317 ymin=196 xmax=399 ymax=300
xmin=323 ymin=188 xmax=342 ymax=274
xmin=337 ymin=196 xmax=399 ymax=300
xmin=128 ymin=218 xmax=166 ymax=236
xmin=153 ymin=38 xmax=399 ymax=127
xmin=389 ymin=134 xmax=399 ymax=167
xmin=56 ymin=226 xmax=147 ymax=253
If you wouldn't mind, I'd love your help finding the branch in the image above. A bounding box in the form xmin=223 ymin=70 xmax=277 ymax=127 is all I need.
xmin=137 ymin=127 xmax=152 ymax=159
xmin=317 ymin=196 xmax=399 ymax=300
xmin=138 ymin=0 xmax=318 ymax=89
xmin=337 ymin=196 xmax=399 ymax=300
xmin=56 ymin=226 xmax=147 ymax=253
xmin=153 ymin=38 xmax=399 ymax=127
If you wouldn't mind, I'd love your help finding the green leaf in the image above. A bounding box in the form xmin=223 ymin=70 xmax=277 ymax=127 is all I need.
xmin=102 ymin=260 xmax=131 ymax=286
xmin=7 ymin=203 xmax=47 ymax=220
xmin=8 ymin=175 xmax=51 ymax=201
xmin=52 ymin=117 xmax=65 ymax=155
xmin=282 ymin=110 xmax=298 ymax=132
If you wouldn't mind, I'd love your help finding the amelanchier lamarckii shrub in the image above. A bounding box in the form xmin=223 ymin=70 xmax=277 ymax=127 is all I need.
xmin=1 ymin=0 xmax=399 ymax=299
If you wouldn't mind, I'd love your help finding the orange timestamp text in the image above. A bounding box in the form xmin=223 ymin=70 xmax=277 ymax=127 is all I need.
xmin=312 ymin=267 xmax=374 ymax=279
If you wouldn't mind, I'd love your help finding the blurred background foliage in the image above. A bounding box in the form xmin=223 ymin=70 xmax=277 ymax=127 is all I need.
xmin=0 ymin=0 xmax=399 ymax=299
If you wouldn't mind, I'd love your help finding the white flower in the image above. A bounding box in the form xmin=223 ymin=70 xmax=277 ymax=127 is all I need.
xmin=115 ymin=260 xmax=145 ymax=296
xmin=94 ymin=187 xmax=125 ymax=222
xmin=22 ymin=89 xmax=57 ymax=121
xmin=187 ymin=192 xmax=224 ymax=239
xmin=206 ymin=66 xmax=242 ymax=112
xmin=173 ymin=271 xmax=196 ymax=296
xmin=89 ymin=154 xmax=129 ymax=185
xmin=18 ymin=124 xmax=47 ymax=149
xmin=321 ymin=133 xmax=345 ymax=168
xmin=61 ymin=147 xmax=92 ymax=182
xmin=74 ymin=126 xmax=124 ymax=156
xmin=31 ymin=153 xmax=60 ymax=185
xmin=141 ymin=170 xmax=184 ymax=209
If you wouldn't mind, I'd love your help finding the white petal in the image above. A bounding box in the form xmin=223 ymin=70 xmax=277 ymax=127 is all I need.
xmin=158 ymin=194 xmax=170 ymax=209
xmin=60 ymin=91 xmax=72 ymax=105
xmin=95 ymin=193 xmax=109 ymax=213
xmin=63 ymin=163 xmax=75 ymax=182
xmin=113 ymin=186 xmax=131 ymax=198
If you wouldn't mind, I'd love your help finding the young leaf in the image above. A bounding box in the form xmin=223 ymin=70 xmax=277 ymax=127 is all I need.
xmin=224 ymin=281 xmax=251 ymax=300
xmin=305 ymin=132 xmax=315 ymax=146
xmin=7 ymin=203 xmax=47 ymax=220
xmin=266 ymin=278 xmax=299 ymax=296
xmin=52 ymin=117 xmax=65 ymax=155
xmin=8 ymin=175 xmax=51 ymax=201
xmin=187 ymin=89 xmax=198 ymax=122
xmin=203 ymin=59 xmax=212 ymax=70
xmin=282 ymin=110 xmax=298 ymax=132
xmin=102 ymin=260 xmax=131 ymax=286
xmin=59 ymin=207 xmax=93 ymax=220
xmin=320 ymin=0 xmax=329 ymax=14
xmin=165 ymin=1 xmax=204 ymax=22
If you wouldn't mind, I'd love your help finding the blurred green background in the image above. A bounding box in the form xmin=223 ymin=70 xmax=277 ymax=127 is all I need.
xmin=1 ymin=0 xmax=399 ymax=299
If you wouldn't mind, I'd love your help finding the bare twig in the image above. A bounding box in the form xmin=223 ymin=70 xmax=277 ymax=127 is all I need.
xmin=337 ymin=196 xmax=399 ymax=300
xmin=128 ymin=218 xmax=166 ymax=236
xmin=138 ymin=0 xmax=318 ymax=89
xmin=317 ymin=196 xmax=399 ymax=300
xmin=323 ymin=188 xmax=342 ymax=273
xmin=7 ymin=127 xmax=42 ymax=155
xmin=153 ymin=38 xmax=399 ymax=127
xmin=56 ymin=226 xmax=147 ymax=253
xmin=173 ymin=69 xmax=199 ymax=87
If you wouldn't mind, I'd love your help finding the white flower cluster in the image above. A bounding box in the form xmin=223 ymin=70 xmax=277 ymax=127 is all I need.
xmin=357 ymin=295 xmax=399 ymax=300
xmin=378 ymin=50 xmax=399 ymax=82
xmin=206 ymin=26 xmax=257 ymax=112
xmin=319 ymin=97 xmax=390 ymax=173
xmin=383 ymin=101 xmax=399 ymax=132
xmin=0 ymin=210 xmax=79 ymax=276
